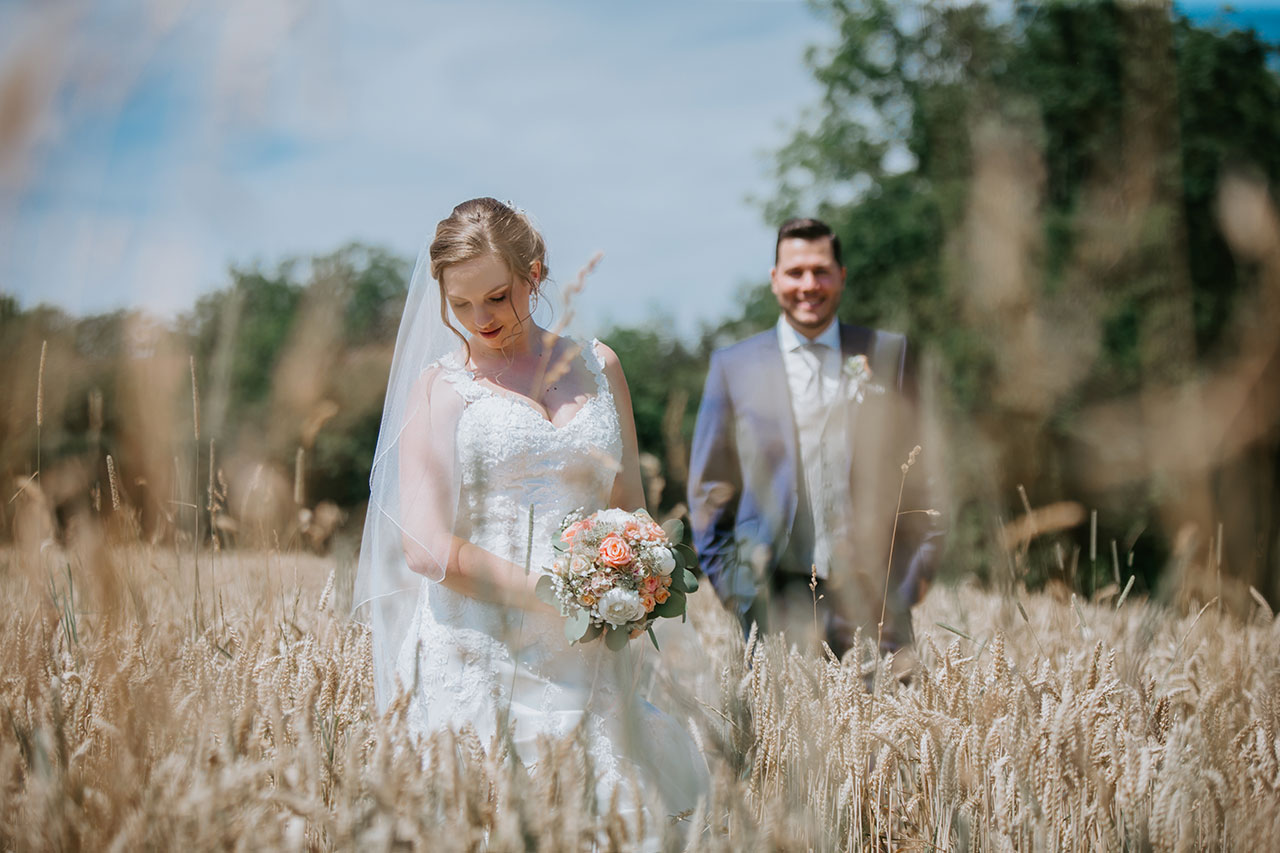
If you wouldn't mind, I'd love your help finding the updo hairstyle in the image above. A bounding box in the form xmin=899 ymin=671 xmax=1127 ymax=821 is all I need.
xmin=429 ymin=197 xmax=549 ymax=290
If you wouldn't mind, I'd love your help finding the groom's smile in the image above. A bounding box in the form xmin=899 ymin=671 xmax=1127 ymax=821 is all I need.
xmin=770 ymin=236 xmax=846 ymax=338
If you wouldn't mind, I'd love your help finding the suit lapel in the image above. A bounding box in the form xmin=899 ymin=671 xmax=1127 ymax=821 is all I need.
xmin=733 ymin=329 xmax=801 ymax=536
xmin=839 ymin=322 xmax=873 ymax=363
xmin=754 ymin=330 xmax=799 ymax=472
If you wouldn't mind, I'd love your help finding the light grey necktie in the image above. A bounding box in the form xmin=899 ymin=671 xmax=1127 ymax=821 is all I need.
xmin=801 ymin=342 xmax=826 ymax=405
xmin=799 ymin=340 xmax=838 ymax=577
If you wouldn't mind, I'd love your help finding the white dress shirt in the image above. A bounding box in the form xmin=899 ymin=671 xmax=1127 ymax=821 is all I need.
xmin=776 ymin=317 xmax=848 ymax=578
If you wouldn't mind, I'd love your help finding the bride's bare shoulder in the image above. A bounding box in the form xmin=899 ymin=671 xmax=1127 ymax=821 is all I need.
xmin=586 ymin=338 xmax=622 ymax=372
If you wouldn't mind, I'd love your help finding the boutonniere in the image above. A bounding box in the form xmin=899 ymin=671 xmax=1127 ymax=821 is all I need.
xmin=841 ymin=354 xmax=885 ymax=403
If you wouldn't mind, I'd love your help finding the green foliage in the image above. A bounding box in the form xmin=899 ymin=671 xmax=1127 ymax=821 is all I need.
xmin=1 ymin=245 xmax=408 ymax=544
xmin=741 ymin=0 xmax=1280 ymax=590
xmin=7 ymin=3 xmax=1279 ymax=594
xmin=187 ymin=268 xmax=300 ymax=415
xmin=180 ymin=243 xmax=408 ymax=506
xmin=0 ymin=293 xmax=19 ymax=323
xmin=599 ymin=322 xmax=710 ymax=510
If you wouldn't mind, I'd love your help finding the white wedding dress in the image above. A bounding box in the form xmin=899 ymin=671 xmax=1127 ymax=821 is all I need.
xmin=395 ymin=339 xmax=708 ymax=820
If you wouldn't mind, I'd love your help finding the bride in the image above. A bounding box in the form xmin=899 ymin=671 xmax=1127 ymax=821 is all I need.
xmin=354 ymin=198 xmax=708 ymax=821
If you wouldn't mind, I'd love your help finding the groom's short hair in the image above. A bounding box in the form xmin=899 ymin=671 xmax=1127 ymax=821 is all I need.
xmin=775 ymin=218 xmax=843 ymax=268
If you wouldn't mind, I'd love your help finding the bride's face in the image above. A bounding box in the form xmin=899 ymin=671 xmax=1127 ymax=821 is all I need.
xmin=442 ymin=253 xmax=539 ymax=353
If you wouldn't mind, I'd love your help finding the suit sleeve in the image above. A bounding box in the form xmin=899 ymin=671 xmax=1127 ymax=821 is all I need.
xmin=687 ymin=350 xmax=745 ymax=609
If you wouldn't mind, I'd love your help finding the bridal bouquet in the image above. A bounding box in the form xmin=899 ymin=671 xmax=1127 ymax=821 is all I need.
xmin=535 ymin=507 xmax=699 ymax=650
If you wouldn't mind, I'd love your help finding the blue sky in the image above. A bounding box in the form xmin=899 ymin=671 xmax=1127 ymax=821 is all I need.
xmin=1 ymin=0 xmax=832 ymax=336
xmin=1 ymin=1 xmax=1277 ymax=338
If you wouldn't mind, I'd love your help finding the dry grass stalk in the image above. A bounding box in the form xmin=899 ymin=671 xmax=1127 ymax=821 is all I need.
xmin=35 ymin=339 xmax=46 ymax=429
xmin=879 ymin=445 xmax=922 ymax=653
xmin=0 ymin=557 xmax=1231 ymax=851
xmin=189 ymin=355 xmax=200 ymax=442
xmin=3 ymin=458 xmax=1280 ymax=850
xmin=294 ymin=447 xmax=305 ymax=507
xmin=105 ymin=454 xmax=121 ymax=511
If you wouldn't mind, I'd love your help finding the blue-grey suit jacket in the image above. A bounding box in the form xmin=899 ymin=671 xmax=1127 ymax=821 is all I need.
xmin=687 ymin=321 xmax=929 ymax=624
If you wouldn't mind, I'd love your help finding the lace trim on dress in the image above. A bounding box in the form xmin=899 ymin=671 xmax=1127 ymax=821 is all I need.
xmin=582 ymin=338 xmax=611 ymax=397
xmin=435 ymin=353 xmax=488 ymax=403
xmin=435 ymin=337 xmax=612 ymax=410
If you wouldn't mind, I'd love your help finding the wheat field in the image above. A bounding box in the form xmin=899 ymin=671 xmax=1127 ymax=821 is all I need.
xmin=1 ymin=535 xmax=1276 ymax=852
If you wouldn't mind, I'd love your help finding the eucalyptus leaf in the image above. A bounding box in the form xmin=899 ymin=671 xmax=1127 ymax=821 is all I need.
xmin=580 ymin=623 xmax=604 ymax=644
xmin=661 ymin=518 xmax=684 ymax=543
xmin=652 ymin=592 xmax=686 ymax=618
xmin=670 ymin=567 xmax=700 ymax=594
xmin=680 ymin=568 xmax=699 ymax=593
xmin=564 ymin=609 xmax=591 ymax=643
xmin=605 ymin=626 xmax=629 ymax=651
xmin=534 ymin=575 xmax=559 ymax=607
xmin=647 ymin=626 xmax=661 ymax=651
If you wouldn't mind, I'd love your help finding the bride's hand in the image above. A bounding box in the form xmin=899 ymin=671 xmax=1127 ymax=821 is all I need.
xmin=438 ymin=538 xmax=557 ymax=613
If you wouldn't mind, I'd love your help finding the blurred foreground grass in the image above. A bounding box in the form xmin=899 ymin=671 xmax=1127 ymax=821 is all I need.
xmin=2 ymin=540 xmax=1278 ymax=851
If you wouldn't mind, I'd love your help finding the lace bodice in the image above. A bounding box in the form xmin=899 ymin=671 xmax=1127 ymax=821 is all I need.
xmin=397 ymin=337 xmax=626 ymax=695
xmin=438 ymin=337 xmax=622 ymax=573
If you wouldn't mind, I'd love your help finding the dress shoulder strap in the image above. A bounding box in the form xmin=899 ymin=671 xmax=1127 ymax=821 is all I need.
xmin=581 ymin=338 xmax=611 ymax=397
xmin=434 ymin=351 xmax=488 ymax=404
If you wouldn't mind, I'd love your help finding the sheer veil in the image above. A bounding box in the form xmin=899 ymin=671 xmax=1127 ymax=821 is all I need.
xmin=353 ymin=239 xmax=464 ymax=709
xmin=352 ymin=232 xmax=706 ymax=718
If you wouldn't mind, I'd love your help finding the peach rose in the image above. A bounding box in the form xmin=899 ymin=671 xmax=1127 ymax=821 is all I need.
xmin=598 ymin=533 xmax=634 ymax=568
xmin=654 ymin=587 xmax=670 ymax=604
xmin=641 ymin=593 xmax=656 ymax=612
xmin=661 ymin=575 xmax=673 ymax=588
xmin=579 ymin=592 xmax=597 ymax=607
xmin=560 ymin=518 xmax=593 ymax=545
xmin=642 ymin=575 xmax=661 ymax=594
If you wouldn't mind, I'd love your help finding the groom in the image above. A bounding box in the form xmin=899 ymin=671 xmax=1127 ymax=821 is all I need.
xmin=688 ymin=218 xmax=939 ymax=657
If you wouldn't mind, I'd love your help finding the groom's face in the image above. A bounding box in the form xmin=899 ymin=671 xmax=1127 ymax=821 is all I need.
xmin=771 ymin=236 xmax=845 ymax=337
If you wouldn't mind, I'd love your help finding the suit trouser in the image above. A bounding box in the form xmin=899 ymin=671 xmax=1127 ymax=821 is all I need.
xmin=742 ymin=568 xmax=912 ymax=658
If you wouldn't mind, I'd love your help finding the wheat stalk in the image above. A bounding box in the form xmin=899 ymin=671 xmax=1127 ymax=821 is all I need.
xmin=35 ymin=339 xmax=46 ymax=481
xmin=190 ymin=356 xmax=203 ymax=627
xmin=879 ymin=445 xmax=921 ymax=655
xmin=294 ymin=447 xmax=306 ymax=507
xmin=1 ymin=518 xmax=1277 ymax=849
xmin=103 ymin=453 xmax=122 ymax=514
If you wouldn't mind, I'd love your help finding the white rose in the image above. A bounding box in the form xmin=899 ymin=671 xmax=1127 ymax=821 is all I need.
xmin=594 ymin=508 xmax=631 ymax=527
xmin=654 ymin=548 xmax=676 ymax=577
xmin=597 ymin=588 xmax=646 ymax=627
xmin=570 ymin=554 xmax=593 ymax=575
xmin=552 ymin=556 xmax=569 ymax=575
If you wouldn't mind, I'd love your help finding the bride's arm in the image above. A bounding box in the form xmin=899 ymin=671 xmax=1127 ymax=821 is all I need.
xmin=440 ymin=538 xmax=549 ymax=611
xmin=595 ymin=341 xmax=646 ymax=511
xmin=398 ymin=368 xmax=551 ymax=611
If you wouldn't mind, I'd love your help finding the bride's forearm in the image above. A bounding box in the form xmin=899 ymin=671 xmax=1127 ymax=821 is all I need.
xmin=441 ymin=538 xmax=549 ymax=611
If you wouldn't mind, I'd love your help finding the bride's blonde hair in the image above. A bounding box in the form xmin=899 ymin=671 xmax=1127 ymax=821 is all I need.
xmin=429 ymin=198 xmax=549 ymax=353
xmin=429 ymin=197 xmax=548 ymax=287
